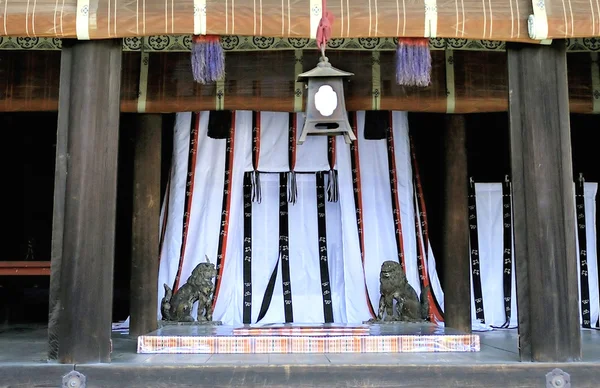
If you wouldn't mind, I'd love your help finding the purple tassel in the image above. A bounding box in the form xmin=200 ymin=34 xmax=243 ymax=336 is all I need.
xmin=395 ymin=38 xmax=431 ymax=87
xmin=191 ymin=35 xmax=225 ymax=84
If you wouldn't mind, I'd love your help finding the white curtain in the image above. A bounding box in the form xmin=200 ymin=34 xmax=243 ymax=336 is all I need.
xmin=575 ymin=182 xmax=600 ymax=328
xmin=157 ymin=111 xmax=445 ymax=326
xmin=470 ymin=182 xmax=600 ymax=329
xmin=469 ymin=183 xmax=518 ymax=329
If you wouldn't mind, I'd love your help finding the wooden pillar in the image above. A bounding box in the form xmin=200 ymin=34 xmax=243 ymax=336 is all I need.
xmin=129 ymin=114 xmax=162 ymax=337
xmin=56 ymin=39 xmax=122 ymax=364
xmin=442 ymin=114 xmax=471 ymax=333
xmin=507 ymin=40 xmax=581 ymax=362
xmin=47 ymin=44 xmax=71 ymax=360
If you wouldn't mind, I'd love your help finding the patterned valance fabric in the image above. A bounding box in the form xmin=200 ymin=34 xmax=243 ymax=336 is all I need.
xmin=2 ymin=35 xmax=599 ymax=52
xmin=528 ymin=0 xmax=600 ymax=40
xmin=0 ymin=0 xmax=594 ymax=41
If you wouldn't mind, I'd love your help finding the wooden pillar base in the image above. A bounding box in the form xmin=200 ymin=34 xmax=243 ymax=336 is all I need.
xmin=55 ymin=39 xmax=122 ymax=364
xmin=508 ymin=40 xmax=581 ymax=362
xmin=442 ymin=114 xmax=471 ymax=334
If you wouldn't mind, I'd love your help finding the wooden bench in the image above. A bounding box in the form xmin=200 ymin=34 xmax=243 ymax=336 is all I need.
xmin=0 ymin=261 xmax=51 ymax=276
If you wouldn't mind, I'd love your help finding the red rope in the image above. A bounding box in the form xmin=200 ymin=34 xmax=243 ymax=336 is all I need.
xmin=316 ymin=0 xmax=333 ymax=52
xmin=192 ymin=34 xmax=220 ymax=43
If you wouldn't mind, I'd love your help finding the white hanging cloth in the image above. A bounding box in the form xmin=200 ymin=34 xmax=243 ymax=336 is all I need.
xmin=469 ymin=181 xmax=600 ymax=330
xmin=157 ymin=111 xmax=446 ymax=326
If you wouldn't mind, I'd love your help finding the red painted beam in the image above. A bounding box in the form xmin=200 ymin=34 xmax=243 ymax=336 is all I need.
xmin=0 ymin=261 xmax=51 ymax=276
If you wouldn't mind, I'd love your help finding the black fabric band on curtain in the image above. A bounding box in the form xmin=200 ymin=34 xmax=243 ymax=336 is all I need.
xmin=409 ymin=136 xmax=429 ymax=258
xmin=385 ymin=112 xmax=406 ymax=272
xmin=211 ymin=113 xmax=236 ymax=310
xmin=251 ymin=111 xmax=261 ymax=203
xmin=207 ymin=110 xmax=233 ymax=139
xmin=256 ymin=259 xmax=279 ymax=323
xmin=316 ymin=172 xmax=334 ymax=323
xmin=413 ymin=199 xmax=427 ymax=296
xmin=242 ymin=172 xmax=253 ymax=324
xmin=363 ymin=110 xmax=389 ymax=140
xmin=412 ymin=193 xmax=429 ymax=316
xmin=409 ymin=135 xmax=444 ymax=321
xmin=597 ymin=181 xmax=600 ymax=329
xmin=327 ymin=137 xmax=339 ymax=203
xmin=405 ymin=134 xmax=427 ymax=305
xmin=576 ymin=175 xmax=592 ymax=328
xmin=256 ymin=173 xmax=295 ymax=323
xmin=172 ymin=112 xmax=200 ymax=292
xmin=158 ymin=170 xmax=171 ymax=266
xmin=279 ymin=172 xmax=294 ymax=322
xmin=499 ymin=176 xmax=514 ymax=328
xmin=287 ymin=113 xmax=298 ymax=204
xmin=349 ymin=113 xmax=376 ymax=318
xmin=468 ymin=178 xmax=486 ymax=324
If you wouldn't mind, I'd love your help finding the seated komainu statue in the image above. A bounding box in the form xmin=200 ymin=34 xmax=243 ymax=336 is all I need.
xmin=161 ymin=256 xmax=216 ymax=322
xmin=376 ymin=260 xmax=430 ymax=322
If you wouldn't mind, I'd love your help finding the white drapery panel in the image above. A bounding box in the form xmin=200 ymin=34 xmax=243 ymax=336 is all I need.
xmin=469 ymin=183 xmax=518 ymax=329
xmin=249 ymin=173 xmax=347 ymax=323
xmin=470 ymin=182 xmax=600 ymax=330
xmin=575 ymin=182 xmax=600 ymax=328
xmin=157 ymin=111 xmax=445 ymax=325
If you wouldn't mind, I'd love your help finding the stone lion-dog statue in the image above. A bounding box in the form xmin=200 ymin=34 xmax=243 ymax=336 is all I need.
xmin=376 ymin=260 xmax=430 ymax=322
xmin=161 ymin=255 xmax=216 ymax=322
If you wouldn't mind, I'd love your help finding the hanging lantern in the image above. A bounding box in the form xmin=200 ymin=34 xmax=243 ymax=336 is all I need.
xmin=296 ymin=55 xmax=356 ymax=145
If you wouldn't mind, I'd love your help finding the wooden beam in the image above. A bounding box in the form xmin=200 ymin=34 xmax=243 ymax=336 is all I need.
xmin=57 ymin=39 xmax=122 ymax=364
xmin=507 ymin=40 xmax=581 ymax=362
xmin=0 ymin=50 xmax=597 ymax=115
xmin=442 ymin=114 xmax=471 ymax=333
xmin=129 ymin=114 xmax=162 ymax=337
xmin=0 ymin=261 xmax=51 ymax=276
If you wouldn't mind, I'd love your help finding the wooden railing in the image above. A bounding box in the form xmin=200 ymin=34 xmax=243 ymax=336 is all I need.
xmin=0 ymin=261 xmax=51 ymax=276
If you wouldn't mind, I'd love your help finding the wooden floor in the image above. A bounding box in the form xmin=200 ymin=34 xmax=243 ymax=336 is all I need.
xmin=1 ymin=324 xmax=599 ymax=387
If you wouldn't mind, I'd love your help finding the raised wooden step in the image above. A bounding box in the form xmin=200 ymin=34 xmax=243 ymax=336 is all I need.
xmin=137 ymin=322 xmax=479 ymax=354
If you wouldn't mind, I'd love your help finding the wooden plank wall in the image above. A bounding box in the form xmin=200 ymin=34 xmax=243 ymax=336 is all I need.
xmin=0 ymin=50 xmax=597 ymax=114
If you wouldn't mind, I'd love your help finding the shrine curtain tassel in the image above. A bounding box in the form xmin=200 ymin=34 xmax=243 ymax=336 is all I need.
xmin=191 ymin=35 xmax=225 ymax=84
xmin=395 ymin=38 xmax=431 ymax=87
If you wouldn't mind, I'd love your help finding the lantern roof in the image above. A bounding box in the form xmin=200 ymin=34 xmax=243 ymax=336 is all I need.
xmin=297 ymin=57 xmax=354 ymax=82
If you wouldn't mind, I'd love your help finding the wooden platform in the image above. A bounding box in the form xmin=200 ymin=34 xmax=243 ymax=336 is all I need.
xmin=1 ymin=325 xmax=599 ymax=387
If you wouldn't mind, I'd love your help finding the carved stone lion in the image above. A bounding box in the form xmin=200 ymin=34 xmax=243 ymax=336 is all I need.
xmin=376 ymin=260 xmax=430 ymax=322
xmin=161 ymin=256 xmax=216 ymax=322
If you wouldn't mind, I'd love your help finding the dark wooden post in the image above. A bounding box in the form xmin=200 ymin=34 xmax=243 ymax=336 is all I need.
xmin=56 ymin=39 xmax=122 ymax=364
xmin=507 ymin=40 xmax=581 ymax=362
xmin=442 ymin=114 xmax=471 ymax=333
xmin=47 ymin=44 xmax=72 ymax=360
xmin=129 ymin=114 xmax=162 ymax=337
